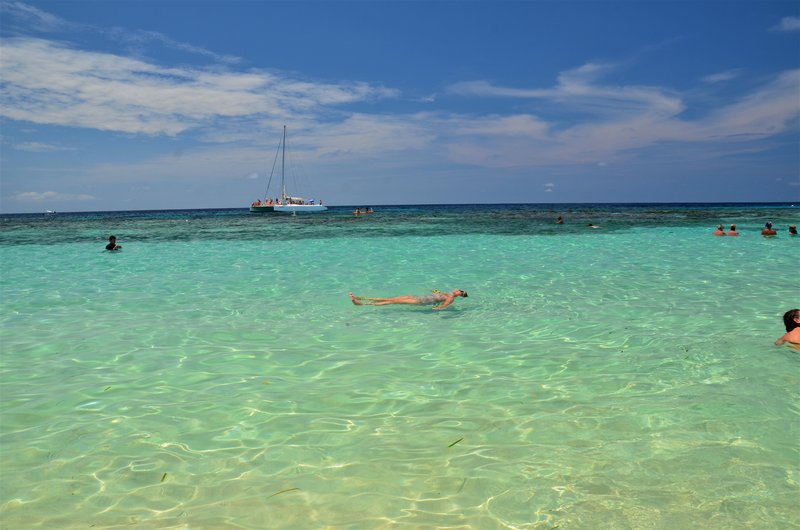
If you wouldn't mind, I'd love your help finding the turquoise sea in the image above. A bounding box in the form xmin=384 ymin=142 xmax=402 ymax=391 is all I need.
xmin=1 ymin=203 xmax=798 ymax=529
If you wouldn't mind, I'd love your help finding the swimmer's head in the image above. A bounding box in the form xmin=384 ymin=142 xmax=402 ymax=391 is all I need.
xmin=455 ymin=289 xmax=468 ymax=298
xmin=783 ymin=309 xmax=800 ymax=332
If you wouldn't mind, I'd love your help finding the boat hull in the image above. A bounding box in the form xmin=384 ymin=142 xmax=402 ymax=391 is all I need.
xmin=249 ymin=205 xmax=276 ymax=213
xmin=273 ymin=204 xmax=328 ymax=213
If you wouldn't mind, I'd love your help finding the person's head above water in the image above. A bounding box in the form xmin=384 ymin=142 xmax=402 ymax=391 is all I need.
xmin=454 ymin=289 xmax=468 ymax=298
xmin=783 ymin=309 xmax=800 ymax=332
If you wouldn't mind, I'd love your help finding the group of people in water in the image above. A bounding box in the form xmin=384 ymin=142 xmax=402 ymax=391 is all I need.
xmin=714 ymin=222 xmax=797 ymax=236
xmin=353 ymin=207 xmax=374 ymax=215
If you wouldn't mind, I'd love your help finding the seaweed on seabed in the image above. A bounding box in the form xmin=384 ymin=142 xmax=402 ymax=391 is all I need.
xmin=268 ymin=487 xmax=300 ymax=499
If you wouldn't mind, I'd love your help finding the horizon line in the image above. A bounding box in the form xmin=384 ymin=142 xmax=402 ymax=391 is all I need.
xmin=2 ymin=201 xmax=797 ymax=216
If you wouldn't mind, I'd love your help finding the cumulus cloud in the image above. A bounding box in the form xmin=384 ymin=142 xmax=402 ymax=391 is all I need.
xmin=13 ymin=191 xmax=95 ymax=202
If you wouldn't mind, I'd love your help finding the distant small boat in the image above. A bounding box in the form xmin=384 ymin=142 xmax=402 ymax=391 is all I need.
xmin=45 ymin=210 xmax=56 ymax=215
xmin=250 ymin=126 xmax=327 ymax=214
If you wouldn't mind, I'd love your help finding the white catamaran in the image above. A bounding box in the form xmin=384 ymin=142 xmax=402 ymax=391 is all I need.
xmin=250 ymin=126 xmax=328 ymax=214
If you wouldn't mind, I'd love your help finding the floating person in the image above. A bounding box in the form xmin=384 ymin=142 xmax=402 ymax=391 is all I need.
xmin=349 ymin=289 xmax=468 ymax=310
xmin=556 ymin=216 xmax=564 ymax=224
xmin=587 ymin=223 xmax=601 ymax=229
xmin=789 ymin=225 xmax=797 ymax=236
xmin=775 ymin=309 xmax=800 ymax=350
xmin=762 ymin=222 xmax=777 ymax=236
xmin=105 ymin=235 xmax=122 ymax=251
xmin=726 ymin=224 xmax=739 ymax=236
xmin=713 ymin=224 xmax=726 ymax=236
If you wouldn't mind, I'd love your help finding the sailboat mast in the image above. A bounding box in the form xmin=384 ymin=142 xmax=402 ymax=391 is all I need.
xmin=281 ymin=125 xmax=286 ymax=201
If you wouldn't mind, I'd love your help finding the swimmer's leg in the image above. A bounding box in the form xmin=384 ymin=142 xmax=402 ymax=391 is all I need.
xmin=368 ymin=296 xmax=419 ymax=305
xmin=350 ymin=293 xmax=418 ymax=306
xmin=350 ymin=293 xmax=394 ymax=305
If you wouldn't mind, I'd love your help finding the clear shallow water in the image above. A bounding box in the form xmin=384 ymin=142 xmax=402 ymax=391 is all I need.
xmin=1 ymin=204 xmax=798 ymax=529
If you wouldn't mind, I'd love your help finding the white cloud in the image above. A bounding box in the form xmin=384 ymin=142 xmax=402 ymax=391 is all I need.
xmin=702 ymin=69 xmax=744 ymax=84
xmin=771 ymin=16 xmax=800 ymax=32
xmin=113 ymin=28 xmax=242 ymax=65
xmin=448 ymin=62 xmax=685 ymax=117
xmin=1 ymin=1 xmax=69 ymax=32
xmin=441 ymin=65 xmax=800 ymax=168
xmin=13 ymin=191 xmax=95 ymax=203
xmin=52 ymin=63 xmax=795 ymax=178
xmin=698 ymin=69 xmax=800 ymax=139
xmin=303 ymin=114 xmax=436 ymax=158
xmin=79 ymin=146 xmax=270 ymax=185
xmin=450 ymin=114 xmax=549 ymax=138
xmin=2 ymin=1 xmax=241 ymax=64
xmin=14 ymin=141 xmax=75 ymax=152
xmin=0 ymin=37 xmax=398 ymax=136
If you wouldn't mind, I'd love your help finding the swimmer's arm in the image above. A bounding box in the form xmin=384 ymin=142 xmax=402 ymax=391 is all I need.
xmin=775 ymin=330 xmax=800 ymax=348
xmin=775 ymin=328 xmax=800 ymax=349
xmin=432 ymin=295 xmax=455 ymax=310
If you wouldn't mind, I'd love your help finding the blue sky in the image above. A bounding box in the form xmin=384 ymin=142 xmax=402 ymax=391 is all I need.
xmin=1 ymin=0 xmax=798 ymax=213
